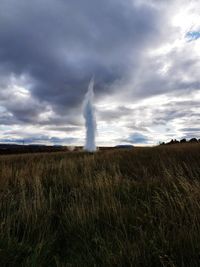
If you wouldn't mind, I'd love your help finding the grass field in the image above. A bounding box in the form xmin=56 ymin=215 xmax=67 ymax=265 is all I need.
xmin=0 ymin=144 xmax=200 ymax=267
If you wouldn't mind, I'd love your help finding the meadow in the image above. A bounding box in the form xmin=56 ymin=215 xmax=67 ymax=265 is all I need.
xmin=0 ymin=144 xmax=200 ymax=267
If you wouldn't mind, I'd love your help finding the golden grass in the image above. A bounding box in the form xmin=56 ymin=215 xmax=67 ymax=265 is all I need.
xmin=0 ymin=144 xmax=200 ymax=266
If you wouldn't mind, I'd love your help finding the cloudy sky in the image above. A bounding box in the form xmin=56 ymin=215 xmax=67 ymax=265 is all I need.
xmin=0 ymin=0 xmax=199 ymax=146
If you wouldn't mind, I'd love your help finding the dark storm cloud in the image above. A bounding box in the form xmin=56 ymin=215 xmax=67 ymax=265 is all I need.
xmin=0 ymin=0 xmax=164 ymax=124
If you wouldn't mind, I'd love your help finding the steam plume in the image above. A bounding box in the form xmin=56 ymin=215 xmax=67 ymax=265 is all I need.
xmin=83 ymin=78 xmax=96 ymax=152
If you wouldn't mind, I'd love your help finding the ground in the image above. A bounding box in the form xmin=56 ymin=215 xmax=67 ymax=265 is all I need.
xmin=0 ymin=144 xmax=200 ymax=266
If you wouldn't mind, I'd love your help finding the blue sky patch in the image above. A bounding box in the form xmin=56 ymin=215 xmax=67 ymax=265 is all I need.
xmin=126 ymin=133 xmax=149 ymax=144
xmin=186 ymin=31 xmax=200 ymax=41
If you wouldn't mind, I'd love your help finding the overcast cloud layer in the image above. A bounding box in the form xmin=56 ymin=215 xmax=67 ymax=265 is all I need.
xmin=0 ymin=0 xmax=199 ymax=146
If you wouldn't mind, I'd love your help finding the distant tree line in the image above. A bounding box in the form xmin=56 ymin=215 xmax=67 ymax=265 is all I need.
xmin=160 ymin=138 xmax=200 ymax=145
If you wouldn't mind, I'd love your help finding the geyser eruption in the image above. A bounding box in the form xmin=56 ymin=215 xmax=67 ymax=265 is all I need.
xmin=83 ymin=78 xmax=96 ymax=152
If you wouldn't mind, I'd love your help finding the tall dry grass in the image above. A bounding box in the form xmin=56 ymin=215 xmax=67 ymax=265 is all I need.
xmin=0 ymin=144 xmax=200 ymax=266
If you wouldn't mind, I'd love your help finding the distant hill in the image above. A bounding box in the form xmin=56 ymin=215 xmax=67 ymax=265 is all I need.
xmin=0 ymin=144 xmax=70 ymax=155
xmin=0 ymin=144 xmax=136 ymax=155
xmin=114 ymin=145 xmax=134 ymax=149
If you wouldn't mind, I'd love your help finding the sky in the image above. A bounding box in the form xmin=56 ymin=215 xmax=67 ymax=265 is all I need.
xmin=0 ymin=0 xmax=199 ymax=146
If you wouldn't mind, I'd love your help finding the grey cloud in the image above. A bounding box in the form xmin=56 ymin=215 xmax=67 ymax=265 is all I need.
xmin=97 ymin=106 xmax=133 ymax=121
xmin=46 ymin=126 xmax=81 ymax=132
xmin=0 ymin=0 xmax=199 ymax=145
xmin=0 ymin=134 xmax=78 ymax=145
xmin=0 ymin=111 xmax=16 ymax=125
xmin=181 ymin=133 xmax=200 ymax=140
xmin=125 ymin=43 xmax=200 ymax=101
xmin=180 ymin=128 xmax=200 ymax=132
xmin=125 ymin=123 xmax=149 ymax=132
xmin=0 ymin=0 xmax=164 ymax=126
xmin=122 ymin=132 xmax=149 ymax=144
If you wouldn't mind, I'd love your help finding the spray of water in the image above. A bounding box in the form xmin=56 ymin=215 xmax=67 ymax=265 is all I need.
xmin=83 ymin=78 xmax=96 ymax=152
